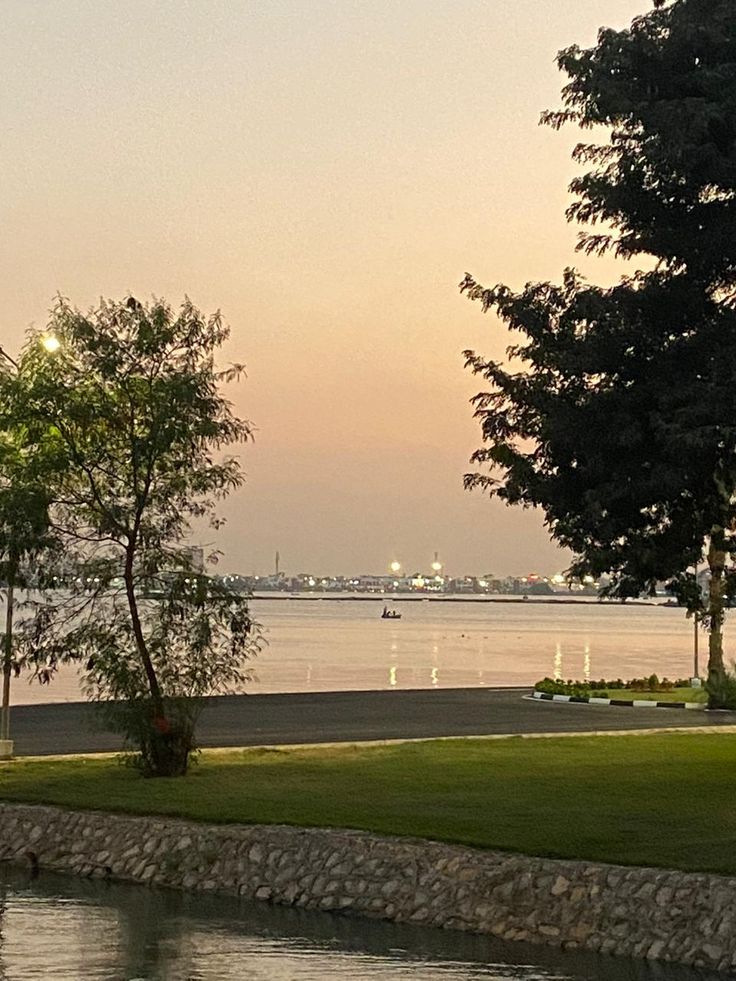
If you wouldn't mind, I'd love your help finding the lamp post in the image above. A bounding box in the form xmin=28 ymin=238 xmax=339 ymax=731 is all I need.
xmin=0 ymin=580 xmax=14 ymax=759
xmin=0 ymin=335 xmax=59 ymax=760
xmin=693 ymin=615 xmax=699 ymax=681
xmin=692 ymin=562 xmax=701 ymax=685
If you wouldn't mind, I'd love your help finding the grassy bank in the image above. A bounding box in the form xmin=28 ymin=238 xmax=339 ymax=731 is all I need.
xmin=594 ymin=687 xmax=706 ymax=703
xmin=1 ymin=733 xmax=735 ymax=874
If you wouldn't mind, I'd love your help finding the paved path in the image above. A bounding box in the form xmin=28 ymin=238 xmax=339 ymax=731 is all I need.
xmin=8 ymin=688 xmax=736 ymax=757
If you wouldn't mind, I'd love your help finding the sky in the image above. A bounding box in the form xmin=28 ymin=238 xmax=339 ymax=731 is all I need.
xmin=1 ymin=0 xmax=649 ymax=577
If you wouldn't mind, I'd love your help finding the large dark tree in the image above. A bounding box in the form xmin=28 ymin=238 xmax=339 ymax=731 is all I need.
xmin=16 ymin=296 xmax=261 ymax=775
xmin=462 ymin=0 xmax=736 ymax=702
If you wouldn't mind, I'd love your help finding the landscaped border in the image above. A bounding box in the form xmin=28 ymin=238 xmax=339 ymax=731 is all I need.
xmin=2 ymin=800 xmax=736 ymax=973
xmin=532 ymin=690 xmax=705 ymax=710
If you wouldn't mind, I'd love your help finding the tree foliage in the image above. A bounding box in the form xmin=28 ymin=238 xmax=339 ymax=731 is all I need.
xmin=463 ymin=0 xmax=736 ymax=698
xmin=0 ymin=356 xmax=61 ymax=748
xmin=16 ymin=296 xmax=260 ymax=774
xmin=542 ymin=0 xmax=736 ymax=286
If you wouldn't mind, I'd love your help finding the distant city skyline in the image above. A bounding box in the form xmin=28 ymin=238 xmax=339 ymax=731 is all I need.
xmin=236 ymin=553 xmax=568 ymax=581
xmin=1 ymin=0 xmax=646 ymax=576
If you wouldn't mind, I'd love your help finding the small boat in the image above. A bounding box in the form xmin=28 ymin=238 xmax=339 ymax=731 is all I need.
xmin=381 ymin=605 xmax=402 ymax=620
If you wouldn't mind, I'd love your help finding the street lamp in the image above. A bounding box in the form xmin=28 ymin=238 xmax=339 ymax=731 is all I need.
xmin=41 ymin=335 xmax=60 ymax=354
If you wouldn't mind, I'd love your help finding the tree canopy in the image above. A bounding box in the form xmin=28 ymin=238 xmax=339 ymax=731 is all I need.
xmin=543 ymin=0 xmax=736 ymax=287
xmin=463 ymin=0 xmax=736 ymax=698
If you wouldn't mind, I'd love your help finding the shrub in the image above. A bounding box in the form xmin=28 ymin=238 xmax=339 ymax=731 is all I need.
xmin=534 ymin=674 xmax=699 ymax=699
xmin=706 ymin=666 xmax=736 ymax=710
xmin=534 ymin=678 xmax=591 ymax=697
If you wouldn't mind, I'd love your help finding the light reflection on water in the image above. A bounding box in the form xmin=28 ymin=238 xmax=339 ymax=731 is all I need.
xmin=10 ymin=596 xmax=697 ymax=705
xmin=0 ymin=868 xmax=721 ymax=981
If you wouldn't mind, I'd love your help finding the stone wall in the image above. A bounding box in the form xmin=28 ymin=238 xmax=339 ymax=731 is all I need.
xmin=1 ymin=801 xmax=735 ymax=974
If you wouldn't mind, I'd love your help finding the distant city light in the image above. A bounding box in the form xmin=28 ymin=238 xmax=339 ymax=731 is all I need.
xmin=233 ymin=566 xmax=624 ymax=599
xmin=431 ymin=561 xmax=442 ymax=573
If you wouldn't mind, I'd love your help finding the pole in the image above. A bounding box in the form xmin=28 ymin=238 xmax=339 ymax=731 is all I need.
xmin=0 ymin=347 xmax=18 ymax=370
xmin=1 ymin=582 xmax=15 ymax=746
xmin=693 ymin=560 xmax=700 ymax=682
xmin=694 ymin=614 xmax=699 ymax=680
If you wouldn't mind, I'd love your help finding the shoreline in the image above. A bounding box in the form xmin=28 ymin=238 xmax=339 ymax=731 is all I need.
xmin=2 ymin=801 xmax=734 ymax=974
xmin=248 ymin=593 xmax=664 ymax=605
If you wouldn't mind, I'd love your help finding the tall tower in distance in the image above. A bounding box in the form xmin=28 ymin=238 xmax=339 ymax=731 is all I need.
xmin=275 ymin=550 xmax=280 ymax=576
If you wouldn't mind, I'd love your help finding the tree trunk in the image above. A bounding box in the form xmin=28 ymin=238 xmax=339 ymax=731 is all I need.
xmin=707 ymin=532 xmax=727 ymax=707
xmin=123 ymin=546 xmax=191 ymax=776
xmin=123 ymin=548 xmax=163 ymax=711
xmin=0 ymin=580 xmax=14 ymax=743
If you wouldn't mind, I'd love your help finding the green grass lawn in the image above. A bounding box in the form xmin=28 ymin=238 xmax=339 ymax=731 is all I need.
xmin=595 ymin=687 xmax=707 ymax=703
xmin=2 ymin=733 xmax=735 ymax=874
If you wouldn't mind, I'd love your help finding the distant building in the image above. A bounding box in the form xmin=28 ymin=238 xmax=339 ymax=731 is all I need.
xmin=183 ymin=546 xmax=205 ymax=573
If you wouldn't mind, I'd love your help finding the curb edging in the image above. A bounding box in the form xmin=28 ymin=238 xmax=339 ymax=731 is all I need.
xmin=532 ymin=690 xmax=705 ymax=710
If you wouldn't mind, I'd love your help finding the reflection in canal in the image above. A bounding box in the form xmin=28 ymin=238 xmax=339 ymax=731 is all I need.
xmin=0 ymin=867 xmax=723 ymax=981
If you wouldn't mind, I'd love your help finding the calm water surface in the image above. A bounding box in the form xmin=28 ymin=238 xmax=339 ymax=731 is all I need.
xmin=0 ymin=868 xmax=720 ymax=981
xmin=12 ymin=595 xmax=702 ymax=705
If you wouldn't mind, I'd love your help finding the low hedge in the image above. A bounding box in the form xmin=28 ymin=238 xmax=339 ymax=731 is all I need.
xmin=535 ymin=674 xmax=693 ymax=698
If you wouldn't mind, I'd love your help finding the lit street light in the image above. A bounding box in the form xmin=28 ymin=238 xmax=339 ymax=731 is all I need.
xmin=41 ymin=335 xmax=61 ymax=354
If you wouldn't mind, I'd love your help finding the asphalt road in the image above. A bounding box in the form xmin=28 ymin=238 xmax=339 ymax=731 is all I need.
xmin=7 ymin=688 xmax=736 ymax=757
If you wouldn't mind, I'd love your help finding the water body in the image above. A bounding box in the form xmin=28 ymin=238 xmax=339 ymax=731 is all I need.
xmin=0 ymin=867 xmax=719 ymax=981
xmin=11 ymin=595 xmax=700 ymax=705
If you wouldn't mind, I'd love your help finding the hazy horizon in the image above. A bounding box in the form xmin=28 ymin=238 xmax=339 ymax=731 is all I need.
xmin=1 ymin=0 xmax=648 ymax=577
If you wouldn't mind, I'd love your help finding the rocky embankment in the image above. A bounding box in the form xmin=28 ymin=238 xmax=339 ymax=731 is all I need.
xmin=1 ymin=802 xmax=734 ymax=974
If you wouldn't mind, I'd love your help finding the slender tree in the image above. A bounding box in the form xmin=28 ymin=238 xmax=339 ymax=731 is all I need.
xmin=462 ymin=0 xmax=736 ymax=702
xmin=0 ymin=350 xmax=59 ymax=757
xmin=0 ymin=450 xmax=55 ymax=755
xmin=18 ymin=296 xmax=260 ymax=775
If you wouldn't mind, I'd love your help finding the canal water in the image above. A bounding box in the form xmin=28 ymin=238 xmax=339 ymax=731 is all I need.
xmin=0 ymin=867 xmax=721 ymax=981
xmin=10 ymin=595 xmax=703 ymax=705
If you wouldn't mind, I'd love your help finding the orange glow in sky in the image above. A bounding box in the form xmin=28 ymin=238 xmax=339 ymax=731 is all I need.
xmin=1 ymin=0 xmax=647 ymax=575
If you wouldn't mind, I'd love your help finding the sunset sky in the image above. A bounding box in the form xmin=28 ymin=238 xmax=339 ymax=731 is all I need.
xmin=1 ymin=0 xmax=648 ymax=577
